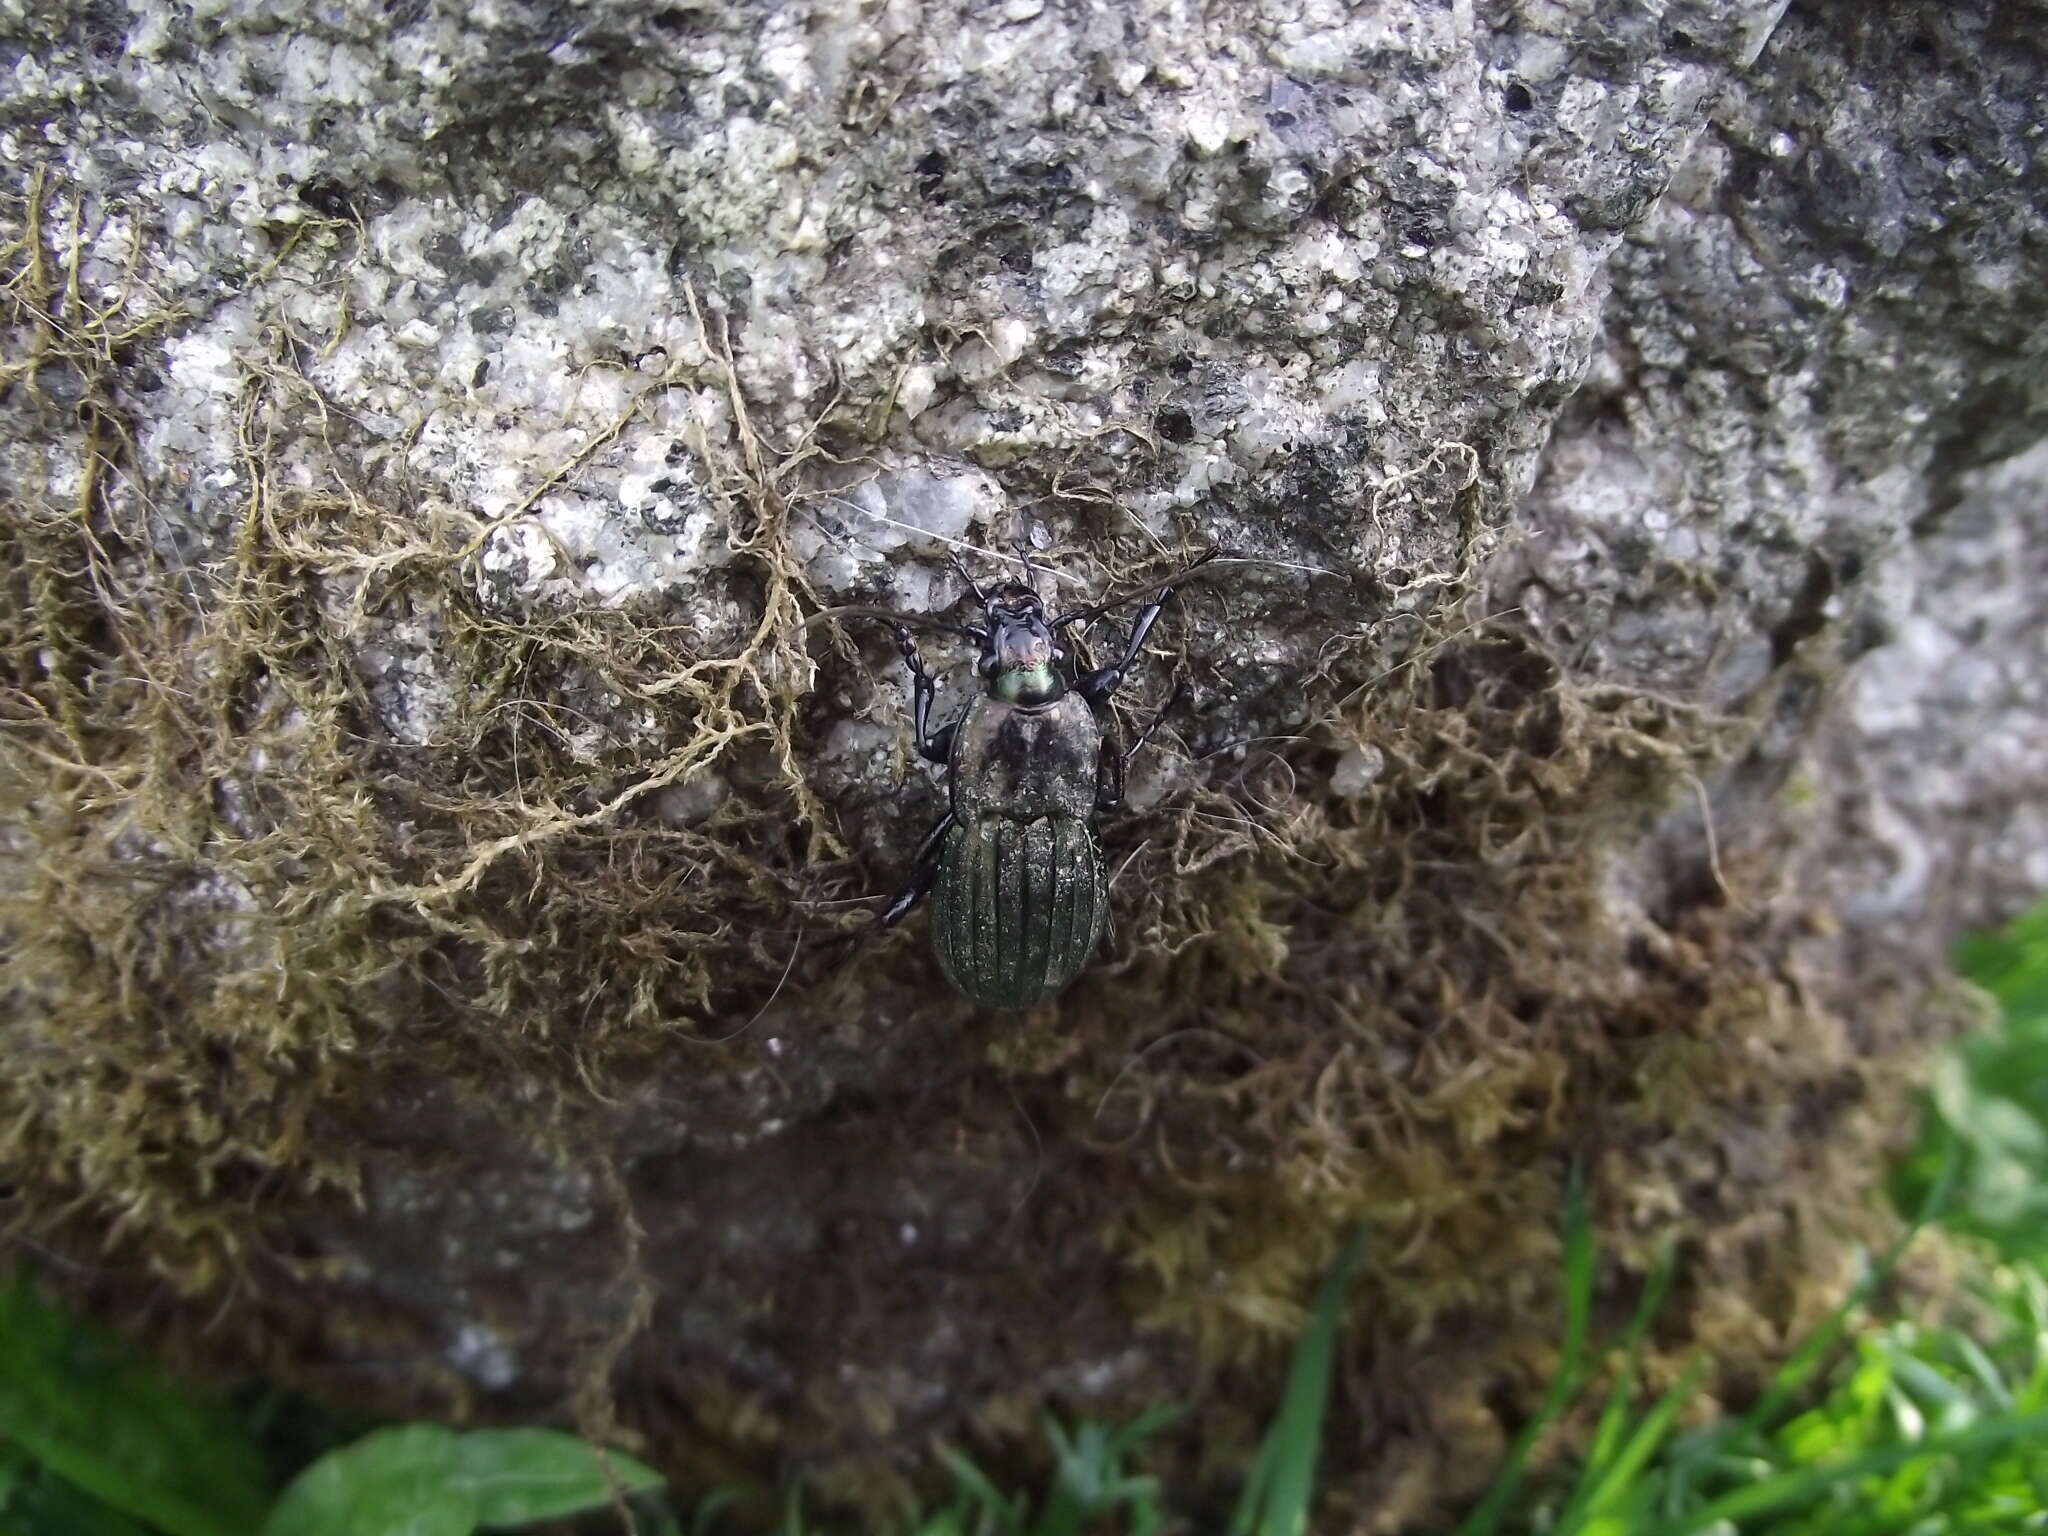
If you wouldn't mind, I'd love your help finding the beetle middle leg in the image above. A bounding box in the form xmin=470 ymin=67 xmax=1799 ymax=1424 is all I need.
xmin=1094 ymin=673 xmax=1185 ymax=812
xmin=882 ymin=809 xmax=955 ymax=925
xmin=893 ymin=624 xmax=957 ymax=765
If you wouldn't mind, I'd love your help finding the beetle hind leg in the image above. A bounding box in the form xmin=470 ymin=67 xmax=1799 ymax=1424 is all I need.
xmin=881 ymin=810 xmax=955 ymax=926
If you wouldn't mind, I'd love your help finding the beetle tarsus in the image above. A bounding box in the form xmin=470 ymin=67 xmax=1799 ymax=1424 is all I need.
xmin=949 ymin=554 xmax=990 ymax=607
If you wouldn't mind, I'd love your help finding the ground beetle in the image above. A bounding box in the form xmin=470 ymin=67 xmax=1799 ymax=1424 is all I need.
xmin=874 ymin=551 xmax=1218 ymax=1009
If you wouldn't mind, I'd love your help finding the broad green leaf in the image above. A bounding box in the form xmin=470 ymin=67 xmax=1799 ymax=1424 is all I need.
xmin=260 ymin=1424 xmax=474 ymax=1536
xmin=0 ymin=1271 xmax=272 ymax=1536
xmin=450 ymin=1428 xmax=661 ymax=1527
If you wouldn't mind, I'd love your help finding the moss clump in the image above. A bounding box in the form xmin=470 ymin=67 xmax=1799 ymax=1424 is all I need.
xmin=1032 ymin=630 xmax=1942 ymax=1524
xmin=0 ymin=175 xmax=861 ymax=1292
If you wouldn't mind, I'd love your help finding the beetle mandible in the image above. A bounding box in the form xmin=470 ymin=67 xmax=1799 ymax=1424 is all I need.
xmin=877 ymin=551 xmax=1218 ymax=1010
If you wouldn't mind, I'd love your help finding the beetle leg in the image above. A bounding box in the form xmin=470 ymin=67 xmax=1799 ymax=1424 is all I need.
xmin=1076 ymin=560 xmax=1209 ymax=705
xmin=1095 ymin=709 xmax=1125 ymax=812
xmin=948 ymin=553 xmax=989 ymax=606
xmin=881 ymin=810 xmax=955 ymax=925
xmin=893 ymin=624 xmax=955 ymax=765
xmin=1124 ymin=674 xmax=1187 ymax=766
xmin=1095 ymin=676 xmax=1185 ymax=812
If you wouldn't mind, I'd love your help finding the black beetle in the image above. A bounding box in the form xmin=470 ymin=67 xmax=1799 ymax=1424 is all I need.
xmin=871 ymin=551 xmax=1218 ymax=1009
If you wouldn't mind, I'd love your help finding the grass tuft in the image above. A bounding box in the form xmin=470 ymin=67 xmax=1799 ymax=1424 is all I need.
xmin=1227 ymin=1227 xmax=1368 ymax=1536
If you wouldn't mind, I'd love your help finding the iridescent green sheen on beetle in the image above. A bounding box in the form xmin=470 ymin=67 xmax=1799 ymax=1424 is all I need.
xmin=875 ymin=552 xmax=1216 ymax=1010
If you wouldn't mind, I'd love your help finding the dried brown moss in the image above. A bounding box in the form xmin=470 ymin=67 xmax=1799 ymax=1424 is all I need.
xmin=0 ymin=174 xmax=862 ymax=1283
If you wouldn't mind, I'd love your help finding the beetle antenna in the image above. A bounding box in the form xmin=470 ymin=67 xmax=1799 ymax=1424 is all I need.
xmin=1052 ymin=548 xmax=1224 ymax=629
xmin=803 ymin=605 xmax=979 ymax=641
xmin=949 ymin=553 xmax=990 ymax=607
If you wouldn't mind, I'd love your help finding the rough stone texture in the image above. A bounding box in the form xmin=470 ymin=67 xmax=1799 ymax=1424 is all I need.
xmin=1495 ymin=0 xmax=2048 ymax=1122
xmin=2 ymin=0 xmax=2045 ymax=1527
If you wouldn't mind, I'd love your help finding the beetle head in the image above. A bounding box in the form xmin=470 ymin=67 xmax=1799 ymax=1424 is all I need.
xmin=979 ymin=583 xmax=1067 ymax=705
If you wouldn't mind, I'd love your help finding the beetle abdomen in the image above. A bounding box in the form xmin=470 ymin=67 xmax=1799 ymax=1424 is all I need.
xmin=931 ymin=814 xmax=1108 ymax=1010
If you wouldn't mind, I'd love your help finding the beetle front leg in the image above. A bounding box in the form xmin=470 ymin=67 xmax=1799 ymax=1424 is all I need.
xmin=881 ymin=810 xmax=955 ymax=925
xmin=1077 ymin=570 xmax=1199 ymax=706
xmin=893 ymin=625 xmax=957 ymax=765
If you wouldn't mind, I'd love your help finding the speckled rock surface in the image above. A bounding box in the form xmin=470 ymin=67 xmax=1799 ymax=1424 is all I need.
xmin=1493 ymin=0 xmax=2048 ymax=1032
xmin=3 ymin=0 xmax=2045 ymax=1524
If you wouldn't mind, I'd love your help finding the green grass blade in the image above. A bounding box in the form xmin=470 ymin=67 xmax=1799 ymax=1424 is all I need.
xmin=1226 ymin=1226 xmax=1369 ymax=1536
xmin=777 ymin=1482 xmax=805 ymax=1536
xmin=0 ymin=1443 xmax=152 ymax=1536
xmin=1667 ymin=1137 xmax=1962 ymax=1508
xmin=1948 ymin=1332 xmax=2015 ymax=1410
xmin=1026 ymin=1408 xmax=1175 ymax=1536
xmin=1642 ymin=1409 xmax=2048 ymax=1534
xmin=1103 ymin=1405 xmax=1182 ymax=1463
xmin=688 ymin=1489 xmax=741 ymax=1536
xmin=1556 ymin=1236 xmax=1671 ymax=1515
xmin=935 ymin=1445 xmax=1017 ymax=1533
xmin=1569 ymin=1356 xmax=1709 ymax=1523
xmin=1454 ymin=1167 xmax=1596 ymax=1536
xmin=1028 ymin=1419 xmax=1094 ymax=1536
